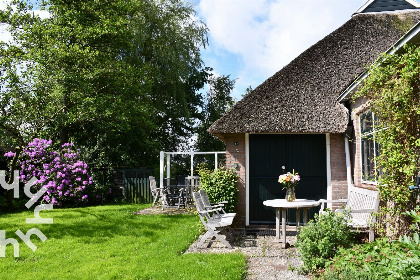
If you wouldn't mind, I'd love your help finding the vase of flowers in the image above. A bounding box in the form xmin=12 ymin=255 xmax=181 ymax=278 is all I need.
xmin=278 ymin=170 xmax=300 ymax=202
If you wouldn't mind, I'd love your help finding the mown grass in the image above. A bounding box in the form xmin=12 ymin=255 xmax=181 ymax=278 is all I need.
xmin=0 ymin=204 xmax=246 ymax=280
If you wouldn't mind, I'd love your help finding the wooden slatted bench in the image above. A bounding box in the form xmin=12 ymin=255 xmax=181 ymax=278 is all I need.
xmin=192 ymin=191 xmax=235 ymax=248
xmin=198 ymin=189 xmax=236 ymax=219
xmin=319 ymin=186 xmax=380 ymax=241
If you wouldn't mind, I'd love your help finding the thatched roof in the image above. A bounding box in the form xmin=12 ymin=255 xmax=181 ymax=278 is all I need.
xmin=209 ymin=11 xmax=420 ymax=135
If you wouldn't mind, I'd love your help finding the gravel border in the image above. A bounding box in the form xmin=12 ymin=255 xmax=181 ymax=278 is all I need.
xmin=135 ymin=206 xmax=310 ymax=280
xmin=185 ymin=232 xmax=309 ymax=280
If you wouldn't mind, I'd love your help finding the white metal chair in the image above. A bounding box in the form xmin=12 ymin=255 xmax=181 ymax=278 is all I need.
xmin=193 ymin=191 xmax=235 ymax=248
xmin=319 ymin=186 xmax=380 ymax=241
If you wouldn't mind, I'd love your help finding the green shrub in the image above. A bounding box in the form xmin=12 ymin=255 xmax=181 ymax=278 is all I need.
xmin=396 ymin=206 xmax=420 ymax=279
xmin=320 ymin=238 xmax=420 ymax=280
xmin=296 ymin=209 xmax=355 ymax=273
xmin=404 ymin=205 xmax=420 ymax=234
xmin=319 ymin=207 xmax=420 ymax=280
xmin=197 ymin=165 xmax=239 ymax=213
xmin=320 ymin=266 xmax=381 ymax=280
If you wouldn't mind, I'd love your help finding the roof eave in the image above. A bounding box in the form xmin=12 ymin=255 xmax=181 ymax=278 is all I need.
xmin=408 ymin=0 xmax=420 ymax=7
xmin=354 ymin=0 xmax=375 ymax=15
xmin=353 ymin=0 xmax=420 ymax=16
xmin=338 ymin=18 xmax=420 ymax=102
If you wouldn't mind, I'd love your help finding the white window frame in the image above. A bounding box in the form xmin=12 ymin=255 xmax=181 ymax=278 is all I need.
xmin=360 ymin=110 xmax=380 ymax=185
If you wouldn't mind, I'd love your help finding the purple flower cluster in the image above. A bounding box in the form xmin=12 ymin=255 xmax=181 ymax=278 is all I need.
xmin=4 ymin=138 xmax=93 ymax=206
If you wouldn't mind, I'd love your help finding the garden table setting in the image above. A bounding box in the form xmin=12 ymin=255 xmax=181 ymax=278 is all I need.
xmin=263 ymin=170 xmax=320 ymax=248
xmin=161 ymin=177 xmax=183 ymax=208
xmin=263 ymin=199 xmax=320 ymax=248
xmin=162 ymin=176 xmax=201 ymax=208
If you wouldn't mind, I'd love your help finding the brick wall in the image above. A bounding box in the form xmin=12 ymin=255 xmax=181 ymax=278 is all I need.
xmin=330 ymin=133 xmax=349 ymax=201
xmin=220 ymin=133 xmax=246 ymax=227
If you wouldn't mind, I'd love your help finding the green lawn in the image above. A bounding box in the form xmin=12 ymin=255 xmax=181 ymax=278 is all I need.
xmin=0 ymin=204 xmax=246 ymax=280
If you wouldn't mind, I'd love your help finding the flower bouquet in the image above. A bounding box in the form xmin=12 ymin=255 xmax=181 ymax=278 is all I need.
xmin=278 ymin=170 xmax=300 ymax=202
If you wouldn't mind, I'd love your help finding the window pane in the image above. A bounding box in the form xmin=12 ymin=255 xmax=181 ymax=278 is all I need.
xmin=375 ymin=141 xmax=383 ymax=180
xmin=373 ymin=113 xmax=380 ymax=128
xmin=361 ymin=111 xmax=373 ymax=134
xmin=362 ymin=136 xmax=376 ymax=181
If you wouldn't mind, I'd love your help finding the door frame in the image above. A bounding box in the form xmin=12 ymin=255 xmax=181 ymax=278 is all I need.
xmin=245 ymin=133 xmax=332 ymax=226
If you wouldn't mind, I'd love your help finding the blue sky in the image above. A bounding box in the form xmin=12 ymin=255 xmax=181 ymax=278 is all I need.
xmin=194 ymin=0 xmax=368 ymax=100
xmin=0 ymin=0 xmax=368 ymax=101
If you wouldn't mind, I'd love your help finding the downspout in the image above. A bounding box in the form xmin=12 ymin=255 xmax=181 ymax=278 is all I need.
xmin=344 ymin=135 xmax=354 ymax=197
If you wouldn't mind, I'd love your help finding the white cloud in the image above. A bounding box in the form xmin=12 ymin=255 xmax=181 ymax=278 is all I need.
xmin=0 ymin=0 xmax=12 ymax=43
xmin=199 ymin=0 xmax=366 ymax=75
xmin=197 ymin=0 xmax=367 ymax=99
xmin=0 ymin=0 xmax=51 ymax=44
xmin=33 ymin=9 xmax=50 ymax=19
xmin=0 ymin=0 xmax=11 ymax=10
xmin=0 ymin=23 xmax=11 ymax=43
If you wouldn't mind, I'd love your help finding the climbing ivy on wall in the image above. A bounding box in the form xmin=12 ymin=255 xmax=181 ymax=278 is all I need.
xmin=352 ymin=45 xmax=420 ymax=237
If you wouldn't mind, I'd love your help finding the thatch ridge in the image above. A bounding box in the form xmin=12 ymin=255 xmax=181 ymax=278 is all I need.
xmin=209 ymin=11 xmax=420 ymax=134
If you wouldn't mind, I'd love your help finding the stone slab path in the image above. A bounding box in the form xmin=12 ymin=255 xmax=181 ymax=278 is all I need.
xmin=135 ymin=206 xmax=310 ymax=279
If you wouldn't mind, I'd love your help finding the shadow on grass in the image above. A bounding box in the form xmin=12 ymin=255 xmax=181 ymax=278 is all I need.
xmin=39 ymin=207 xmax=195 ymax=244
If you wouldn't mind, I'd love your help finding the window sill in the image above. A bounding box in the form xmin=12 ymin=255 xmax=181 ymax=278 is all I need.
xmin=361 ymin=180 xmax=378 ymax=186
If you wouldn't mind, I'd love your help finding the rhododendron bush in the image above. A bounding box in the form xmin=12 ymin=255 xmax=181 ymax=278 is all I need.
xmin=4 ymin=139 xmax=93 ymax=206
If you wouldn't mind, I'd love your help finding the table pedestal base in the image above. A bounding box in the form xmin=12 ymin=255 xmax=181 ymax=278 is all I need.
xmin=263 ymin=199 xmax=320 ymax=249
xmin=275 ymin=208 xmax=311 ymax=249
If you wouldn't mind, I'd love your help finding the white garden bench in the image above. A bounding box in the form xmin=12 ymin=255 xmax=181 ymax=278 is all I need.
xmin=192 ymin=191 xmax=235 ymax=248
xmin=319 ymin=186 xmax=380 ymax=241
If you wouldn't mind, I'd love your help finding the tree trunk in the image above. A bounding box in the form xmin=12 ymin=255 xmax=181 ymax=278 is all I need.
xmin=60 ymin=91 xmax=70 ymax=145
xmin=6 ymin=147 xmax=21 ymax=210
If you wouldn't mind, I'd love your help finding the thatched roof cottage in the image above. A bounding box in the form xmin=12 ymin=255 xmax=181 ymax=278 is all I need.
xmin=209 ymin=0 xmax=420 ymax=227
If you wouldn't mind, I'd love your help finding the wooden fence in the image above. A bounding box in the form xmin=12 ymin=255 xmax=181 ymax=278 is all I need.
xmin=115 ymin=168 xmax=154 ymax=204
xmin=123 ymin=177 xmax=153 ymax=204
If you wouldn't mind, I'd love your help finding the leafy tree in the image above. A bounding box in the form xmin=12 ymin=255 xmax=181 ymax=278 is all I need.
xmin=352 ymin=45 xmax=420 ymax=237
xmin=0 ymin=0 xmax=209 ymax=209
xmin=195 ymin=74 xmax=235 ymax=152
xmin=242 ymin=85 xmax=253 ymax=98
xmin=0 ymin=0 xmax=208 ymax=170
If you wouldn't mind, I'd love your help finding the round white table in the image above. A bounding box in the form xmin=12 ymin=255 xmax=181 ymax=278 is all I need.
xmin=263 ymin=199 xmax=320 ymax=248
